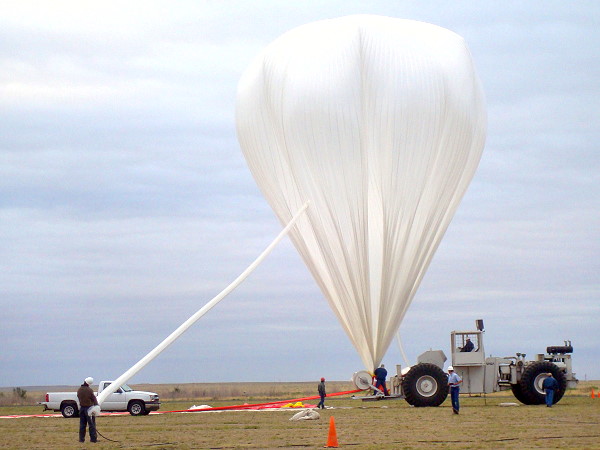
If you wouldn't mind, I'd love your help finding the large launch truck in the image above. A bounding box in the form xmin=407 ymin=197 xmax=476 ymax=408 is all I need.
xmin=352 ymin=319 xmax=578 ymax=406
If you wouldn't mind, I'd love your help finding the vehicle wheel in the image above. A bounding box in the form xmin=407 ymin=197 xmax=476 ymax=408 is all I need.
xmin=510 ymin=383 xmax=530 ymax=404
xmin=128 ymin=400 xmax=146 ymax=416
xmin=402 ymin=363 xmax=449 ymax=407
xmin=518 ymin=361 xmax=567 ymax=405
xmin=60 ymin=402 xmax=79 ymax=418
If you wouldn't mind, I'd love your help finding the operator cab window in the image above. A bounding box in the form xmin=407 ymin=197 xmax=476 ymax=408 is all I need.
xmin=458 ymin=334 xmax=478 ymax=352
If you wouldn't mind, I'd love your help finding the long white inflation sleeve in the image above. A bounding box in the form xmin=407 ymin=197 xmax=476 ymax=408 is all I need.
xmin=97 ymin=202 xmax=310 ymax=405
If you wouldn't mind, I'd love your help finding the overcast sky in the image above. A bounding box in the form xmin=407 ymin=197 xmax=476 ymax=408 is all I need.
xmin=1 ymin=1 xmax=598 ymax=388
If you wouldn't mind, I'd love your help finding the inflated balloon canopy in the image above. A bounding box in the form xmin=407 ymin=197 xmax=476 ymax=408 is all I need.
xmin=236 ymin=15 xmax=486 ymax=372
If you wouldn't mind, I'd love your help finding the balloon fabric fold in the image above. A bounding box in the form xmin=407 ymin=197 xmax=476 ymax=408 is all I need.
xmin=236 ymin=15 xmax=486 ymax=372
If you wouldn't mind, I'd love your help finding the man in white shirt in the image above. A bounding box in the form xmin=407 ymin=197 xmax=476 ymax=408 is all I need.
xmin=447 ymin=366 xmax=462 ymax=414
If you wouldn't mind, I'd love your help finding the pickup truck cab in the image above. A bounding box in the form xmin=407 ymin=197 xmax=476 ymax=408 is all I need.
xmin=39 ymin=381 xmax=160 ymax=417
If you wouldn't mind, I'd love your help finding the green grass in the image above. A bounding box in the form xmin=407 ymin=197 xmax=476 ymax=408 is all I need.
xmin=1 ymin=382 xmax=599 ymax=448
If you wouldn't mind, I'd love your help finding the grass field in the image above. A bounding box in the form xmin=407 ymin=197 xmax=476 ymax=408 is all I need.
xmin=1 ymin=381 xmax=599 ymax=449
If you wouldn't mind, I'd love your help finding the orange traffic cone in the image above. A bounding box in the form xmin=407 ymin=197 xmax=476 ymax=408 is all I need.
xmin=325 ymin=415 xmax=339 ymax=448
xmin=592 ymin=389 xmax=596 ymax=399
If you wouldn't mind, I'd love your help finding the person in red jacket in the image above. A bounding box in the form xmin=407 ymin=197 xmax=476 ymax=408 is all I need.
xmin=76 ymin=377 xmax=99 ymax=443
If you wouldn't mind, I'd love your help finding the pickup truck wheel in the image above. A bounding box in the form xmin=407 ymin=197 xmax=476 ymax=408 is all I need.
xmin=128 ymin=400 xmax=146 ymax=416
xmin=60 ymin=402 xmax=79 ymax=418
xmin=518 ymin=361 xmax=567 ymax=405
xmin=402 ymin=363 xmax=449 ymax=407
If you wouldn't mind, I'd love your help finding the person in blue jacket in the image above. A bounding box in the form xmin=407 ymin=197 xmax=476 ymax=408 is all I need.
xmin=461 ymin=338 xmax=474 ymax=352
xmin=374 ymin=364 xmax=389 ymax=396
xmin=542 ymin=373 xmax=559 ymax=407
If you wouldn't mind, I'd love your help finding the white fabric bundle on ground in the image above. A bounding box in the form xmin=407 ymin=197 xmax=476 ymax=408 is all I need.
xmin=289 ymin=409 xmax=321 ymax=421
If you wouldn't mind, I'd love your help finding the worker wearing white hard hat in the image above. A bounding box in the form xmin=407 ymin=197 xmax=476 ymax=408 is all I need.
xmin=77 ymin=377 xmax=99 ymax=443
xmin=447 ymin=366 xmax=462 ymax=414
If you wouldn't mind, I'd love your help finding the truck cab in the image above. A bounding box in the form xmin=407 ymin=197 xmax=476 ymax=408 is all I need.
xmin=450 ymin=329 xmax=504 ymax=394
xmin=97 ymin=382 xmax=159 ymax=415
xmin=451 ymin=330 xmax=485 ymax=365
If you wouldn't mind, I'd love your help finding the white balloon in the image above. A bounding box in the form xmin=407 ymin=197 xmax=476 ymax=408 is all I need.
xmin=236 ymin=15 xmax=486 ymax=371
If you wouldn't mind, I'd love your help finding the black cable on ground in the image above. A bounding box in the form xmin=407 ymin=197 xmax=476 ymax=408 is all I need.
xmin=96 ymin=428 xmax=120 ymax=443
xmin=96 ymin=425 xmax=178 ymax=447
xmin=124 ymin=443 xmax=179 ymax=447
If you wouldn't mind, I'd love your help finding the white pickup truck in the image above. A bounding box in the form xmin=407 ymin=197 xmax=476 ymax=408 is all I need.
xmin=39 ymin=381 xmax=161 ymax=417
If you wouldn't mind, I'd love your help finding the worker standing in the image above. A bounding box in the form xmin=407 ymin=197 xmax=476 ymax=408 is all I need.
xmin=317 ymin=377 xmax=326 ymax=409
xmin=542 ymin=373 xmax=559 ymax=407
xmin=374 ymin=364 xmax=389 ymax=396
xmin=447 ymin=366 xmax=462 ymax=414
xmin=77 ymin=377 xmax=98 ymax=443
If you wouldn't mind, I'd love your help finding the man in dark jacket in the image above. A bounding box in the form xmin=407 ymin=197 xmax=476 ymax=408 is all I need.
xmin=542 ymin=373 xmax=559 ymax=407
xmin=461 ymin=338 xmax=474 ymax=352
xmin=374 ymin=364 xmax=389 ymax=396
xmin=317 ymin=377 xmax=326 ymax=409
xmin=77 ymin=377 xmax=99 ymax=443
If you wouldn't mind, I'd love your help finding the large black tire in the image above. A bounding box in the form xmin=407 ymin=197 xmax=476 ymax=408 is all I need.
xmin=402 ymin=363 xmax=449 ymax=407
xmin=510 ymin=383 xmax=530 ymax=404
xmin=517 ymin=361 xmax=567 ymax=405
xmin=60 ymin=402 xmax=79 ymax=418
xmin=128 ymin=400 xmax=146 ymax=416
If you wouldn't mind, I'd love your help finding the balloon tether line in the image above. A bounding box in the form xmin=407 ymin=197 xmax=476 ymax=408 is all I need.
xmin=97 ymin=202 xmax=310 ymax=405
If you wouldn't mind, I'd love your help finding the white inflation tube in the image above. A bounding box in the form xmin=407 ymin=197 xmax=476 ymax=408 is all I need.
xmin=97 ymin=202 xmax=310 ymax=405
